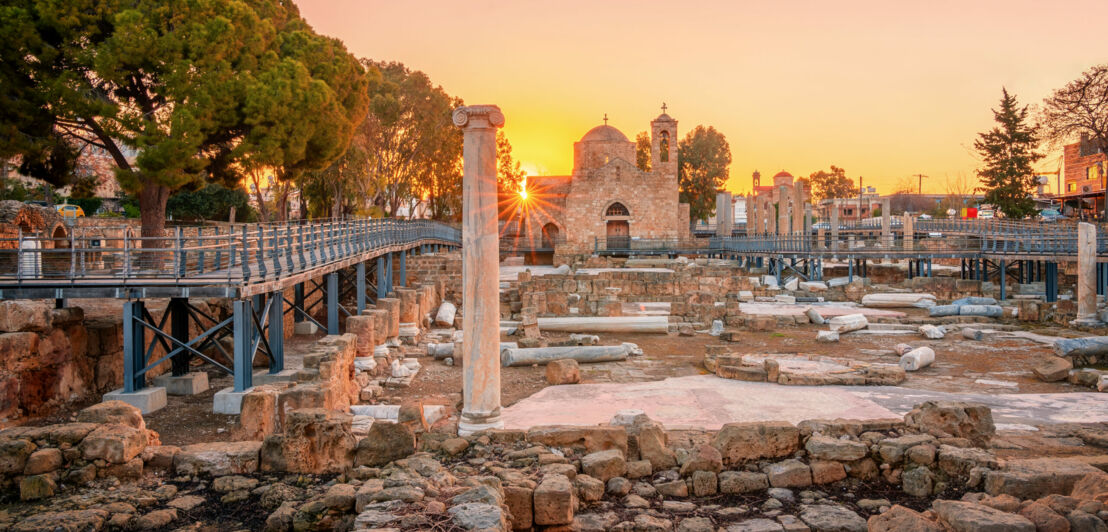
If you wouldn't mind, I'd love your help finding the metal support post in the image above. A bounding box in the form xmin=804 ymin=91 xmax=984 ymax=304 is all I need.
xmin=1045 ymin=262 xmax=1058 ymax=303
xmin=386 ymin=252 xmax=394 ymax=295
xmin=999 ymin=260 xmax=1006 ymax=301
xmin=356 ymin=261 xmax=367 ymax=314
xmin=169 ymin=297 xmax=190 ymax=376
xmin=232 ymin=299 xmax=253 ymax=392
xmin=122 ymin=300 xmax=147 ymax=393
xmin=294 ymin=283 xmax=305 ymax=322
xmin=377 ymin=256 xmax=387 ymax=299
xmin=327 ymin=271 xmax=339 ymax=335
xmin=268 ymin=293 xmax=284 ymax=373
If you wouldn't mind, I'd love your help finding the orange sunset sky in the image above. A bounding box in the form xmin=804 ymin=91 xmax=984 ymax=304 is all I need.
xmin=297 ymin=0 xmax=1108 ymax=196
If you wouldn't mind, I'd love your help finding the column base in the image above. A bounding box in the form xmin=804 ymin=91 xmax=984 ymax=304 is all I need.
xmin=152 ymin=372 xmax=210 ymax=396
xmin=1071 ymin=317 xmax=1104 ymax=328
xmin=293 ymin=321 xmax=319 ymax=335
xmin=213 ymin=386 xmax=254 ymax=415
xmin=458 ymin=410 xmax=503 ymax=437
xmin=103 ymin=387 xmax=167 ymax=414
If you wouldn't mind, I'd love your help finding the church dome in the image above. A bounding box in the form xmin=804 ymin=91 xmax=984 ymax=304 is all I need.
xmin=580 ymin=124 xmax=629 ymax=143
xmin=774 ymin=171 xmax=793 ymax=179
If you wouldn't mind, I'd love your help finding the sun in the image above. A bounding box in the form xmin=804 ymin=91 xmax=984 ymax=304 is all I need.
xmin=519 ymin=189 xmax=528 ymax=201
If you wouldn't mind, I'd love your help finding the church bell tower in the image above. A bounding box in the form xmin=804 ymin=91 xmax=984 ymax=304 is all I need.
xmin=650 ymin=103 xmax=678 ymax=179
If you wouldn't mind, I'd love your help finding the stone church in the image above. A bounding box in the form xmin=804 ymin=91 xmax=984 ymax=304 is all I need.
xmin=503 ymin=108 xmax=691 ymax=259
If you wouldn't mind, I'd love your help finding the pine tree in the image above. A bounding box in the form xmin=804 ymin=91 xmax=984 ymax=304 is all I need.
xmin=974 ymin=89 xmax=1043 ymax=218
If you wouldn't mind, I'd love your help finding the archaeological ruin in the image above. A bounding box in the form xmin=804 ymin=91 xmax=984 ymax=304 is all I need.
xmin=2 ymin=106 xmax=1108 ymax=532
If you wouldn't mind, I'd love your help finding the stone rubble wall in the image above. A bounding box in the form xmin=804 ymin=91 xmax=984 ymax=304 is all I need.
xmin=0 ymin=300 xmax=230 ymax=426
xmin=400 ymin=251 xmax=462 ymax=307
xmin=0 ymin=401 xmax=162 ymax=500
xmin=506 ymin=258 xmax=1073 ymax=329
xmin=9 ymin=397 xmax=1108 ymax=532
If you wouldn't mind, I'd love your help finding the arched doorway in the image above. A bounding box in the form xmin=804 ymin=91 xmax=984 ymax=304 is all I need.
xmin=604 ymin=202 xmax=630 ymax=249
xmin=541 ymin=223 xmax=560 ymax=249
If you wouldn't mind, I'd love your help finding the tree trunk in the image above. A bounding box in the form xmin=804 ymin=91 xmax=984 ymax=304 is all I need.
xmin=139 ymin=182 xmax=170 ymax=245
xmin=138 ymin=181 xmax=170 ymax=271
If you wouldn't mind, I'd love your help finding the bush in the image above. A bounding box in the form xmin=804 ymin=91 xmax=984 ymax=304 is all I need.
xmin=167 ymin=183 xmax=257 ymax=222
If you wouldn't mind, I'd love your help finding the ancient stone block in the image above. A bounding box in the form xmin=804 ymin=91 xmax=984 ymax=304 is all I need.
xmin=173 ymin=441 xmax=262 ymax=476
xmin=719 ymin=471 xmax=768 ymax=494
xmin=712 ymin=421 xmax=800 ymax=466
xmin=354 ymin=421 xmax=414 ymax=467
xmin=545 ymin=359 xmax=581 ymax=385
xmin=533 ymin=474 xmax=575 ymax=526
xmin=79 ymin=424 xmax=147 ymax=464
xmin=526 ymin=425 xmax=627 ymax=455
xmin=76 ymin=400 xmax=146 ymax=431
xmin=580 ymin=449 xmax=625 ymax=482
xmin=261 ymin=408 xmax=356 ymax=474
xmin=904 ymin=401 xmax=995 ymax=446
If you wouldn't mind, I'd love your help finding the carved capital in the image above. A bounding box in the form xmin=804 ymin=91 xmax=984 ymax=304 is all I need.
xmin=452 ymin=105 xmax=505 ymax=129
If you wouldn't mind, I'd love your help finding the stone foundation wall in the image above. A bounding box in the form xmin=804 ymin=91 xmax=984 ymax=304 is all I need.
xmin=401 ymin=251 xmax=461 ymax=305
xmin=0 ymin=299 xmax=235 ymax=427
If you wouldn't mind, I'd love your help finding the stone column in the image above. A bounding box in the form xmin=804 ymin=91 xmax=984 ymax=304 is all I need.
xmin=804 ymin=204 xmax=813 ymax=234
xmin=716 ymin=191 xmax=733 ymax=237
xmin=1074 ymin=222 xmax=1101 ymax=326
xmin=454 ymin=105 xmax=505 ymax=435
xmin=792 ymin=183 xmax=805 ymax=235
xmin=745 ymin=195 xmax=755 ymax=236
xmin=764 ymin=196 xmax=775 ymax=235
xmin=830 ymin=204 xmax=840 ymax=250
xmin=777 ymin=186 xmax=789 ymax=235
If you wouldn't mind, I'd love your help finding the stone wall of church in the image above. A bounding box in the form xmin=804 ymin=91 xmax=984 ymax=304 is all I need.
xmin=561 ymin=160 xmax=681 ymax=247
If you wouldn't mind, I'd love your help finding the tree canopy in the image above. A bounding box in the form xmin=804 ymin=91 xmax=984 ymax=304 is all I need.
xmin=806 ymin=166 xmax=856 ymax=204
xmin=496 ymin=130 xmax=526 ymax=196
xmin=634 ymin=132 xmax=652 ymax=172
xmin=677 ymin=126 xmax=731 ymax=223
xmin=0 ymin=0 xmax=367 ymax=241
xmin=975 ymin=88 xmax=1042 ymax=219
xmin=344 ymin=61 xmax=463 ymax=219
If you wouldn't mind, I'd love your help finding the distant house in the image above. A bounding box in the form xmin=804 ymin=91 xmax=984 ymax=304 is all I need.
xmin=1060 ymin=134 xmax=1107 ymax=218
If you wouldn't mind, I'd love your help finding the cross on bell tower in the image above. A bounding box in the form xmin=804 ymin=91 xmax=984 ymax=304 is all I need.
xmin=661 ymin=102 xmax=668 ymax=113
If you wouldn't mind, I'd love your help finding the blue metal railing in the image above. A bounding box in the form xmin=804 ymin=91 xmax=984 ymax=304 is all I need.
xmin=0 ymin=218 xmax=460 ymax=284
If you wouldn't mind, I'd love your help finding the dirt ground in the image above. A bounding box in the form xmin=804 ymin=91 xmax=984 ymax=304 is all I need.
xmin=27 ymin=312 xmax=1089 ymax=449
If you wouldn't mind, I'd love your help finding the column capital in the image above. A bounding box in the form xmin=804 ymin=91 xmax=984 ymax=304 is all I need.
xmin=453 ymin=105 xmax=505 ymax=129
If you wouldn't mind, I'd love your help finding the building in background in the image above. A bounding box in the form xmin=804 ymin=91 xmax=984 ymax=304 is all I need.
xmin=818 ymin=187 xmax=880 ymax=221
xmin=500 ymin=108 xmax=692 ymax=258
xmin=1060 ymin=134 xmax=1107 ymax=219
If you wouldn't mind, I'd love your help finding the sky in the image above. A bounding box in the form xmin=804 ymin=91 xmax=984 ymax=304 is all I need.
xmin=296 ymin=0 xmax=1106 ymax=196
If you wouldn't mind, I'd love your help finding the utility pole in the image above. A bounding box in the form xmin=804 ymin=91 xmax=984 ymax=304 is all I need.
xmin=914 ymin=173 xmax=928 ymax=195
xmin=858 ymin=176 xmax=864 ymax=221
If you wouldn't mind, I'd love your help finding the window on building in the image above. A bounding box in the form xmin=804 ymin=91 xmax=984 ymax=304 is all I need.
xmin=1068 ymin=182 xmax=1077 ymax=192
xmin=605 ymin=202 xmax=629 ymax=217
xmin=845 ymin=209 xmax=853 ymax=216
xmin=659 ymin=131 xmax=670 ymax=163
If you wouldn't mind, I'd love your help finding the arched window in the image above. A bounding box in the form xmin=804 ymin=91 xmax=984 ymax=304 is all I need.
xmin=659 ymin=131 xmax=670 ymax=163
xmin=605 ymin=202 xmax=629 ymax=217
